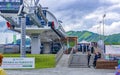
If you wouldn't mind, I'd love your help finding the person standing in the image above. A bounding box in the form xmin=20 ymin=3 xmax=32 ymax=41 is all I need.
xmin=87 ymin=51 xmax=91 ymax=68
xmin=97 ymin=52 xmax=101 ymax=59
xmin=93 ymin=52 xmax=101 ymax=68
xmin=93 ymin=52 xmax=98 ymax=68
xmin=0 ymin=53 xmax=7 ymax=75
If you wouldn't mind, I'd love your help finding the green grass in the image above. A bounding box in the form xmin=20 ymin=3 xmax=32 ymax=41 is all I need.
xmin=4 ymin=54 xmax=56 ymax=69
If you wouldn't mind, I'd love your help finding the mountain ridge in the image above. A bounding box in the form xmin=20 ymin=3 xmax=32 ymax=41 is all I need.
xmin=66 ymin=31 xmax=120 ymax=45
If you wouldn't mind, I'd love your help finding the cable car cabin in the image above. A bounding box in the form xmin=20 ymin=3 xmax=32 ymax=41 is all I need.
xmin=0 ymin=0 xmax=23 ymax=13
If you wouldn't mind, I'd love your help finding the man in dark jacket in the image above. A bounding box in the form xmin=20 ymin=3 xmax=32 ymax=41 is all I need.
xmin=87 ymin=51 xmax=91 ymax=68
xmin=93 ymin=52 xmax=101 ymax=68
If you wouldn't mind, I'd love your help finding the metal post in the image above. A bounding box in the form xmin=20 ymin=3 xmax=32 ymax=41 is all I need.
xmin=99 ymin=21 xmax=102 ymax=40
xmin=20 ymin=16 xmax=26 ymax=57
xmin=102 ymin=14 xmax=106 ymax=41
xmin=103 ymin=14 xmax=106 ymax=53
xmin=103 ymin=18 xmax=104 ymax=41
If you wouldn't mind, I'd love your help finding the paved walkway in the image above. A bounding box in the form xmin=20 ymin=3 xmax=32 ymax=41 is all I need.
xmin=7 ymin=67 xmax=115 ymax=75
xmin=6 ymin=54 xmax=115 ymax=75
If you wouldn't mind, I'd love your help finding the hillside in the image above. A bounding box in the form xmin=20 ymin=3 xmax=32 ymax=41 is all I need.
xmin=67 ymin=31 xmax=120 ymax=45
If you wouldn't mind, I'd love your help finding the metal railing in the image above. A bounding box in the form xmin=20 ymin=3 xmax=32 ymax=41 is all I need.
xmin=55 ymin=47 xmax=64 ymax=64
xmin=68 ymin=47 xmax=76 ymax=66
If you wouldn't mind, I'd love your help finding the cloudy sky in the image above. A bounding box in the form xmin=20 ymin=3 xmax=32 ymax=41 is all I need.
xmin=0 ymin=0 xmax=120 ymax=44
xmin=40 ymin=0 xmax=120 ymax=35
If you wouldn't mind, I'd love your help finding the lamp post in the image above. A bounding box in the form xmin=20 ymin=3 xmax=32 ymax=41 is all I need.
xmin=99 ymin=21 xmax=102 ymax=40
xmin=103 ymin=14 xmax=106 ymax=41
xmin=102 ymin=14 xmax=106 ymax=53
xmin=96 ymin=26 xmax=99 ymax=36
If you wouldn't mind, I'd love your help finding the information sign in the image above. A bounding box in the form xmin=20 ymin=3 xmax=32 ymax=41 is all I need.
xmin=1 ymin=58 xmax=35 ymax=69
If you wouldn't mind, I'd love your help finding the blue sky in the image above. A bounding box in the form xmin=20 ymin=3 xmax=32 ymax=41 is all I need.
xmin=0 ymin=0 xmax=120 ymax=43
xmin=40 ymin=0 xmax=120 ymax=35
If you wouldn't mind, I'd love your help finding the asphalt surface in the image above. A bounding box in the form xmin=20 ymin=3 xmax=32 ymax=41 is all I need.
xmin=6 ymin=67 xmax=115 ymax=75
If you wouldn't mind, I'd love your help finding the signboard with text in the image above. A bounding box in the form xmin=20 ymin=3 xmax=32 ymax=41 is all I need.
xmin=0 ymin=0 xmax=23 ymax=13
xmin=1 ymin=58 xmax=35 ymax=69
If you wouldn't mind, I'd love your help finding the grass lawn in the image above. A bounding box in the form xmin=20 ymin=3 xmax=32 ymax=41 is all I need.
xmin=4 ymin=54 xmax=56 ymax=69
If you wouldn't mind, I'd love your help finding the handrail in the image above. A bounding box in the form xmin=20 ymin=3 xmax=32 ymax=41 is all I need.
xmin=56 ymin=47 xmax=64 ymax=64
xmin=68 ymin=46 xmax=76 ymax=66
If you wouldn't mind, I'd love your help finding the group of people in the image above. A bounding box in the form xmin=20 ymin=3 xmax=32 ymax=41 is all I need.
xmin=87 ymin=50 xmax=120 ymax=75
xmin=87 ymin=51 xmax=101 ymax=68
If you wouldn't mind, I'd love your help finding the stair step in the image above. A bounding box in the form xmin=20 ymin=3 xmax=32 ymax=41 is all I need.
xmin=68 ymin=54 xmax=94 ymax=68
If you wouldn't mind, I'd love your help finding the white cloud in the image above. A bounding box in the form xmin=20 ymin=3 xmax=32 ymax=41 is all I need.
xmin=63 ymin=21 xmax=83 ymax=31
xmin=84 ymin=7 xmax=105 ymax=21
xmin=84 ymin=6 xmax=120 ymax=20
xmin=85 ymin=13 xmax=101 ymax=20
xmin=105 ymin=21 xmax=120 ymax=35
xmin=103 ymin=0 xmax=120 ymax=4
xmin=107 ymin=4 xmax=120 ymax=11
xmin=40 ymin=0 xmax=77 ymax=12
xmin=85 ymin=13 xmax=97 ymax=19
xmin=88 ymin=21 xmax=120 ymax=35
xmin=106 ymin=12 xmax=120 ymax=20
xmin=88 ymin=24 xmax=101 ymax=34
xmin=40 ymin=0 xmax=77 ymax=6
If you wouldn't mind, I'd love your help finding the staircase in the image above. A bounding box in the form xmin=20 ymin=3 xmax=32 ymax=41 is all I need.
xmin=68 ymin=52 xmax=94 ymax=68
